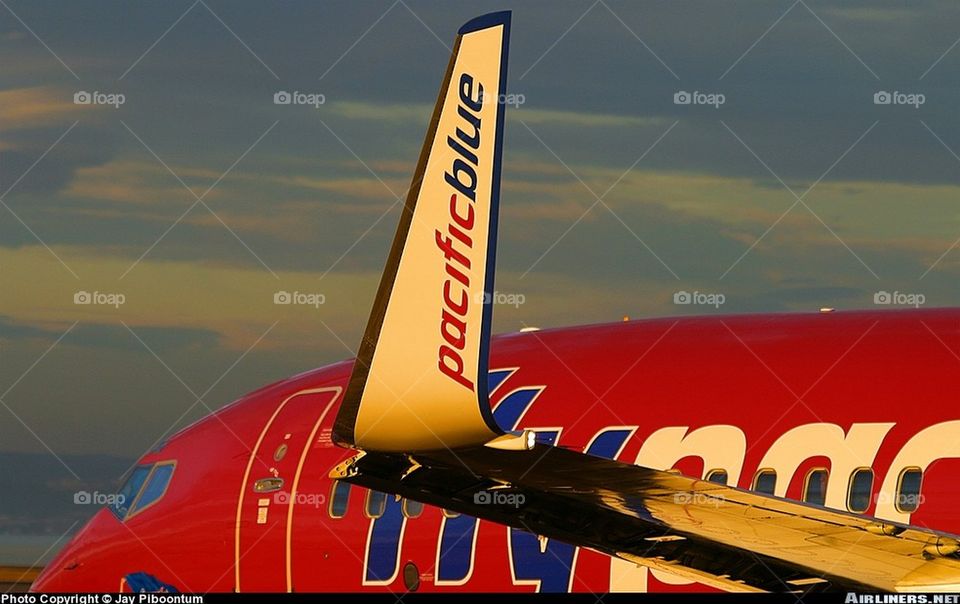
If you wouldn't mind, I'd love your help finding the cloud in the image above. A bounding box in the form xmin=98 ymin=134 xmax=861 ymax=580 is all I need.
xmin=0 ymin=245 xmax=378 ymax=351
xmin=31 ymin=137 xmax=960 ymax=285
xmin=821 ymin=6 xmax=919 ymax=24
xmin=0 ymin=86 xmax=81 ymax=132
xmin=66 ymin=160 xmax=206 ymax=205
xmin=1 ymin=314 xmax=220 ymax=354
xmin=183 ymin=209 xmax=320 ymax=241
xmin=329 ymin=101 xmax=430 ymax=122
xmin=276 ymin=175 xmax=406 ymax=200
xmin=0 ymin=316 xmax=60 ymax=341
xmin=513 ymin=107 xmax=669 ymax=128
xmin=329 ymin=100 xmax=670 ymax=129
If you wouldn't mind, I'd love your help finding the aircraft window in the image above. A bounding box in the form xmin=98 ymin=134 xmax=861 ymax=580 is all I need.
xmin=442 ymin=509 xmax=460 ymax=519
xmin=128 ymin=462 xmax=176 ymax=518
xmin=111 ymin=465 xmax=151 ymax=519
xmin=753 ymin=469 xmax=777 ymax=495
xmin=803 ymin=468 xmax=828 ymax=506
xmin=329 ymin=481 xmax=350 ymax=519
xmin=896 ymin=467 xmax=923 ymax=513
xmin=403 ymin=498 xmax=423 ymax=519
xmin=705 ymin=469 xmax=728 ymax=484
xmin=848 ymin=468 xmax=874 ymax=513
xmin=366 ymin=490 xmax=387 ymax=518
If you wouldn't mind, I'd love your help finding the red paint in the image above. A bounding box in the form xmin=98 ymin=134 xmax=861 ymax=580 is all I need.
xmin=31 ymin=309 xmax=960 ymax=592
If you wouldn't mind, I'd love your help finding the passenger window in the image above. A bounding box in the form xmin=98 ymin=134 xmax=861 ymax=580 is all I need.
xmin=329 ymin=481 xmax=350 ymax=519
xmin=848 ymin=468 xmax=874 ymax=513
xmin=403 ymin=498 xmax=423 ymax=519
xmin=753 ymin=469 xmax=777 ymax=495
xmin=128 ymin=462 xmax=175 ymax=517
xmin=896 ymin=468 xmax=923 ymax=513
xmin=112 ymin=465 xmax=151 ymax=519
xmin=705 ymin=469 xmax=728 ymax=485
xmin=366 ymin=490 xmax=387 ymax=518
xmin=803 ymin=468 xmax=828 ymax=506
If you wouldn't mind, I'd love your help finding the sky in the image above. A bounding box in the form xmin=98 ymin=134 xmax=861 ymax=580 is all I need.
xmin=3 ymin=0 xmax=960 ymax=545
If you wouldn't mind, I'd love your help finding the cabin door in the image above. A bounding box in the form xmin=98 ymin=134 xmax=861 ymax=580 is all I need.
xmin=235 ymin=387 xmax=341 ymax=592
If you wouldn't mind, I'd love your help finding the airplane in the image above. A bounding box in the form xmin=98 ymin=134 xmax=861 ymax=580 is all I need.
xmin=30 ymin=10 xmax=960 ymax=594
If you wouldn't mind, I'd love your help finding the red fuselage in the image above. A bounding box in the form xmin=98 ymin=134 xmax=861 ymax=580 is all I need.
xmin=32 ymin=309 xmax=960 ymax=593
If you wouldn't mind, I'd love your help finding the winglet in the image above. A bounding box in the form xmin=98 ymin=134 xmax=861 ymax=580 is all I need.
xmin=333 ymin=12 xmax=512 ymax=452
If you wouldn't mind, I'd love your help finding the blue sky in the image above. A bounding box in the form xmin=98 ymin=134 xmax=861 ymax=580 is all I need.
xmin=4 ymin=0 xmax=960 ymax=537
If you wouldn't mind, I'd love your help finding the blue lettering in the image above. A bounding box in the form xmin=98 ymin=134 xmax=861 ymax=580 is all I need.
xmin=508 ymin=428 xmax=633 ymax=592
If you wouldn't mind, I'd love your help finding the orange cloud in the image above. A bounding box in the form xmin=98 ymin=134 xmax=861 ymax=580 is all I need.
xmin=0 ymin=86 xmax=82 ymax=131
xmin=67 ymin=160 xmax=238 ymax=204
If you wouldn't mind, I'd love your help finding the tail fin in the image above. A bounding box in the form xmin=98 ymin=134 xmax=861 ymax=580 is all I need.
xmin=333 ymin=12 xmax=512 ymax=452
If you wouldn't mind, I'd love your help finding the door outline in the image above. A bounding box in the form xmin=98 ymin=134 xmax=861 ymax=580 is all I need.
xmin=233 ymin=386 xmax=342 ymax=592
